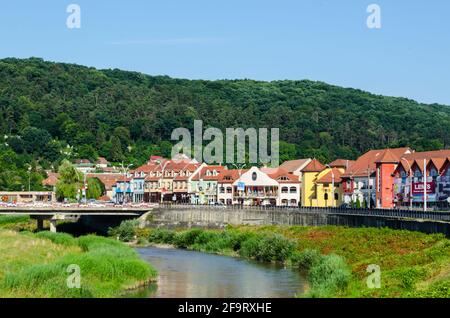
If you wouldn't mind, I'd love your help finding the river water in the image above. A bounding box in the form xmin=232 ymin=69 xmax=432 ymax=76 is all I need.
xmin=131 ymin=247 xmax=306 ymax=298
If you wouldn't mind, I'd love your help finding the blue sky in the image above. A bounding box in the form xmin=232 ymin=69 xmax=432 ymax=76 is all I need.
xmin=0 ymin=0 xmax=449 ymax=105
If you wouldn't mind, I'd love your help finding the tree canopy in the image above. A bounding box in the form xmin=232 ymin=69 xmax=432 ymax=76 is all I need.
xmin=1 ymin=57 xmax=450 ymax=189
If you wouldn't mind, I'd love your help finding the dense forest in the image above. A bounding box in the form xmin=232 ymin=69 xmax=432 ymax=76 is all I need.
xmin=1 ymin=57 xmax=450 ymax=190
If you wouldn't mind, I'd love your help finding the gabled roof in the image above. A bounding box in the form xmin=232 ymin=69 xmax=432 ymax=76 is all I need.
xmin=279 ymin=159 xmax=311 ymax=173
xmin=329 ymin=159 xmax=354 ymax=169
xmin=302 ymin=159 xmax=326 ymax=173
xmin=375 ymin=149 xmax=399 ymax=163
xmin=192 ymin=166 xmax=227 ymax=181
xmin=342 ymin=147 xmax=411 ymax=178
xmin=265 ymin=168 xmax=300 ymax=184
xmin=403 ymin=149 xmax=450 ymax=161
xmin=316 ymin=168 xmax=343 ymax=184
xmin=42 ymin=172 xmax=59 ymax=187
xmin=218 ymin=169 xmax=245 ymax=183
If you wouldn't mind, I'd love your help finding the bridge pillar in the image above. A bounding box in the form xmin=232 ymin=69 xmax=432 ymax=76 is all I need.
xmin=37 ymin=218 xmax=44 ymax=231
xmin=49 ymin=219 xmax=57 ymax=233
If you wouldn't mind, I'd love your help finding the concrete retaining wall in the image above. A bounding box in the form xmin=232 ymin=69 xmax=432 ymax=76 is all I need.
xmin=147 ymin=207 xmax=450 ymax=237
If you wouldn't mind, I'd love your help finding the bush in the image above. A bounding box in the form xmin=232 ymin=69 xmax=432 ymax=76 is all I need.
xmin=240 ymin=234 xmax=295 ymax=262
xmin=308 ymin=254 xmax=351 ymax=297
xmin=290 ymin=249 xmax=323 ymax=270
xmin=107 ymin=219 xmax=138 ymax=242
xmin=173 ymin=229 xmax=204 ymax=248
xmin=148 ymin=228 xmax=176 ymax=244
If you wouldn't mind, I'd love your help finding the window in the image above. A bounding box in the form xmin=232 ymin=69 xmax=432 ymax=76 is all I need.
xmin=220 ymin=187 xmax=225 ymax=193
xmin=252 ymin=172 xmax=257 ymax=181
xmin=290 ymin=199 xmax=297 ymax=205
xmin=430 ymin=168 xmax=438 ymax=177
xmin=282 ymin=199 xmax=288 ymax=205
xmin=227 ymin=187 xmax=232 ymax=193
xmin=290 ymin=187 xmax=297 ymax=193
xmin=334 ymin=193 xmax=339 ymax=201
xmin=324 ymin=193 xmax=329 ymax=201
xmin=281 ymin=187 xmax=288 ymax=193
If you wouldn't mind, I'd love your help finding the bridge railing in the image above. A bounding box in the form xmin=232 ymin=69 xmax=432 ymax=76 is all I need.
xmin=157 ymin=203 xmax=450 ymax=222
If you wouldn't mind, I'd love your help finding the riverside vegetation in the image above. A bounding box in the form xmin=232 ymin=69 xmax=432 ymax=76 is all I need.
xmin=0 ymin=215 xmax=157 ymax=298
xmin=110 ymin=220 xmax=450 ymax=298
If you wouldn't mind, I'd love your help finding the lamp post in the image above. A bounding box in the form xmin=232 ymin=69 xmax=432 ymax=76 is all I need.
xmin=325 ymin=164 xmax=335 ymax=207
xmin=400 ymin=158 xmax=413 ymax=211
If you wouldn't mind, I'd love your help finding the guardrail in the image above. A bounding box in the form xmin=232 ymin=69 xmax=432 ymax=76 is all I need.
xmin=157 ymin=203 xmax=450 ymax=222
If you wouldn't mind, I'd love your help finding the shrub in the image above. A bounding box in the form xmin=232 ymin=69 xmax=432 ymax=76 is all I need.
xmin=173 ymin=229 xmax=204 ymax=248
xmin=290 ymin=249 xmax=323 ymax=270
xmin=148 ymin=228 xmax=176 ymax=244
xmin=308 ymin=254 xmax=351 ymax=297
xmin=240 ymin=234 xmax=295 ymax=262
xmin=107 ymin=219 xmax=138 ymax=242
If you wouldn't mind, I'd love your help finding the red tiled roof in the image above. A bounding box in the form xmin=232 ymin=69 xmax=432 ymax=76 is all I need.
xmin=302 ymin=159 xmax=326 ymax=172
xmin=316 ymin=168 xmax=343 ymax=184
xmin=375 ymin=149 xmax=399 ymax=163
xmin=279 ymin=159 xmax=311 ymax=173
xmin=342 ymin=147 xmax=411 ymax=178
xmin=42 ymin=172 xmax=59 ymax=187
xmin=329 ymin=159 xmax=355 ymax=169
xmin=192 ymin=166 xmax=227 ymax=181
xmin=266 ymin=168 xmax=300 ymax=183
xmin=218 ymin=169 xmax=246 ymax=183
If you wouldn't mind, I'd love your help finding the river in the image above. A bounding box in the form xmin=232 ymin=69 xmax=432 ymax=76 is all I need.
xmin=130 ymin=247 xmax=306 ymax=298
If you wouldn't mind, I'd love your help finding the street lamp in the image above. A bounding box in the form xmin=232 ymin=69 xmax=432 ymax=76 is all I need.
xmin=400 ymin=158 xmax=413 ymax=211
xmin=325 ymin=165 xmax=335 ymax=208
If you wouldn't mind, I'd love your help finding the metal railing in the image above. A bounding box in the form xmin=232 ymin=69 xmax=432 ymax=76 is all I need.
xmin=157 ymin=203 xmax=450 ymax=222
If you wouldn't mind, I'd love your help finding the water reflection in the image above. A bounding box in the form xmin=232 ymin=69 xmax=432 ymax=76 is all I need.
xmin=131 ymin=247 xmax=306 ymax=298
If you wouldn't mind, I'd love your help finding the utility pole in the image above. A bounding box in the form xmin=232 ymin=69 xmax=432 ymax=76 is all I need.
xmin=367 ymin=167 xmax=371 ymax=209
xmin=423 ymin=159 xmax=427 ymax=212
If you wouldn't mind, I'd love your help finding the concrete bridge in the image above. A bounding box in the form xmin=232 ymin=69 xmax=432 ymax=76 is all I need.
xmin=0 ymin=206 xmax=155 ymax=232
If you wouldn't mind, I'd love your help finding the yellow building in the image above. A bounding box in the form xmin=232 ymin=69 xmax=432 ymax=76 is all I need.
xmin=301 ymin=159 xmax=345 ymax=207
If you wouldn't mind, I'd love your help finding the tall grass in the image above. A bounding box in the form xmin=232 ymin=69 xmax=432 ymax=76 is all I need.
xmin=0 ymin=231 xmax=157 ymax=298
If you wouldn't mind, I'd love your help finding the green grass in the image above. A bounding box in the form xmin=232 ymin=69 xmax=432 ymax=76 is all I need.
xmin=129 ymin=225 xmax=450 ymax=298
xmin=0 ymin=230 xmax=157 ymax=298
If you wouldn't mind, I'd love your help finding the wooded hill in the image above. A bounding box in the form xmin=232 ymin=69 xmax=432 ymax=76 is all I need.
xmin=1 ymin=57 xmax=449 ymax=190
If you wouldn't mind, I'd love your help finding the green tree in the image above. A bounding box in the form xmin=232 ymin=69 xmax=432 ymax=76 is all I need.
xmin=86 ymin=177 xmax=104 ymax=199
xmin=55 ymin=160 xmax=82 ymax=201
xmin=109 ymin=136 xmax=123 ymax=162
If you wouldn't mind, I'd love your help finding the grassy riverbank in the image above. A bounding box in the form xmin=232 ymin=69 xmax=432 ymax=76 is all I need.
xmin=0 ymin=216 xmax=157 ymax=298
xmin=112 ymin=221 xmax=450 ymax=298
